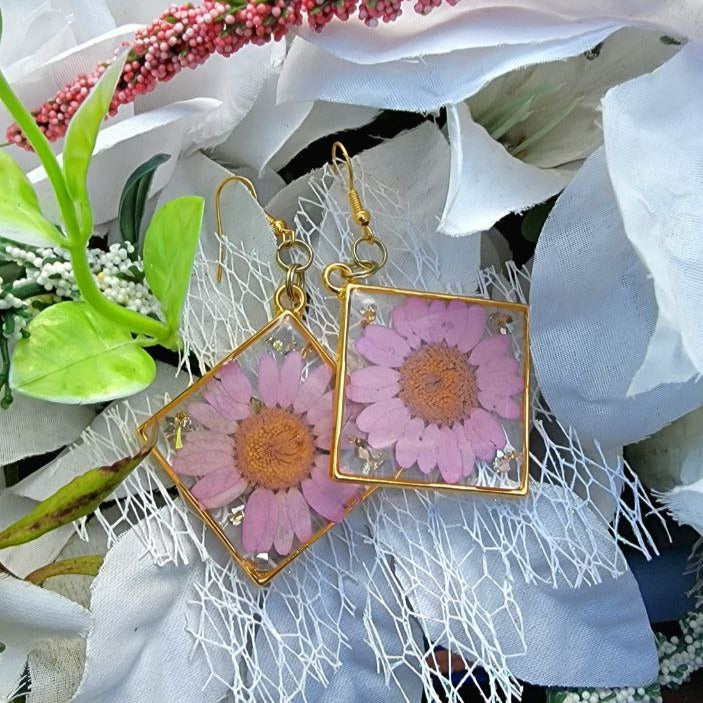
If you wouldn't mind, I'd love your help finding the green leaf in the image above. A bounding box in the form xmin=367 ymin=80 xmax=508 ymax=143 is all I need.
xmin=62 ymin=53 xmax=128 ymax=242
xmin=0 ymin=440 xmax=155 ymax=549
xmin=521 ymin=195 xmax=558 ymax=243
xmin=0 ymin=150 xmax=63 ymax=247
xmin=118 ymin=153 xmax=170 ymax=246
xmin=10 ymin=301 xmax=156 ymax=403
xmin=25 ymin=555 xmax=104 ymax=585
xmin=143 ymin=196 xmax=204 ymax=334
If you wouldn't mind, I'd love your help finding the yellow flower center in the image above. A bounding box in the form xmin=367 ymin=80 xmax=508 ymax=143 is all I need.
xmin=399 ymin=343 xmax=477 ymax=426
xmin=234 ymin=407 xmax=315 ymax=490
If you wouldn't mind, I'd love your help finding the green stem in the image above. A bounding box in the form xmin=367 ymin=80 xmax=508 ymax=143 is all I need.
xmin=0 ymin=71 xmax=80 ymax=244
xmin=0 ymin=69 xmax=173 ymax=346
xmin=69 ymin=247 xmax=170 ymax=340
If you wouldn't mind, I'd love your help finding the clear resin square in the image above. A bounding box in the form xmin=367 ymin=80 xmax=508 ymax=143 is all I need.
xmin=331 ymin=285 xmax=530 ymax=495
xmin=140 ymin=311 xmax=369 ymax=585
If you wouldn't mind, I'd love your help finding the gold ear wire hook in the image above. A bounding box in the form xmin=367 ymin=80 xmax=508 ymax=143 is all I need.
xmin=331 ymin=141 xmax=371 ymax=229
xmin=214 ymin=175 xmax=294 ymax=284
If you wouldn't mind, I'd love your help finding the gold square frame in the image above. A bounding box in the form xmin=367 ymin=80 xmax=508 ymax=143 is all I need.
xmin=138 ymin=310 xmax=373 ymax=586
xmin=330 ymin=283 xmax=530 ymax=497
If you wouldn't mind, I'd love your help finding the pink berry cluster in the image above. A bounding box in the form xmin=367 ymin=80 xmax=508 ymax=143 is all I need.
xmin=6 ymin=0 xmax=453 ymax=149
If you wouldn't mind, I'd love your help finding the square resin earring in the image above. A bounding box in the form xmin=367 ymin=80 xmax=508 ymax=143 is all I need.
xmin=323 ymin=144 xmax=530 ymax=496
xmin=139 ymin=176 xmax=370 ymax=585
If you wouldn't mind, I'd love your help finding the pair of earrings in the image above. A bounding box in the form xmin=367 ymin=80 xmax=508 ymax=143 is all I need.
xmin=140 ymin=143 xmax=530 ymax=585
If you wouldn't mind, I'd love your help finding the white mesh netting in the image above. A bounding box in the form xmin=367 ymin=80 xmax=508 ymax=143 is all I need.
xmin=76 ymin=161 xmax=663 ymax=702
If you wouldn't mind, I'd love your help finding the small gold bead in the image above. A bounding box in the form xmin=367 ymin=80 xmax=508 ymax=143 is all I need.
xmin=354 ymin=210 xmax=370 ymax=227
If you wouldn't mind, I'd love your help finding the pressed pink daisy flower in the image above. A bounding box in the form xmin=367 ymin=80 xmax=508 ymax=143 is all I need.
xmin=347 ymin=298 xmax=524 ymax=484
xmin=172 ymin=351 xmax=357 ymax=557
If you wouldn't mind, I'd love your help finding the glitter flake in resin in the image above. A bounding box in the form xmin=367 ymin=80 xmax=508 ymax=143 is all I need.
xmin=140 ymin=312 xmax=366 ymax=585
xmin=332 ymin=285 xmax=530 ymax=494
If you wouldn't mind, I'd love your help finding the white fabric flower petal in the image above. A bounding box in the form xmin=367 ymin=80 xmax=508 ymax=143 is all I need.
xmin=26 ymin=518 xmax=110 ymax=703
xmin=0 ymin=574 xmax=90 ymax=702
xmin=30 ymin=98 xmax=219 ymax=227
xmin=468 ymin=28 xmax=679 ymax=170
xmin=254 ymin=511 xmax=424 ymax=703
xmin=0 ymin=394 xmax=95 ymax=466
xmin=628 ymin=406 xmax=703 ymax=492
xmin=134 ymin=43 xmax=278 ymax=150
xmin=373 ymin=487 xmax=658 ymax=688
xmin=600 ymin=43 xmax=703 ymax=394
xmin=659 ymin=477 xmax=703 ymax=536
xmin=70 ymin=511 xmax=230 ymax=703
xmin=440 ymin=103 xmax=569 ymax=235
xmin=278 ymin=25 xmax=619 ymax=112
xmin=530 ymin=148 xmax=703 ymax=447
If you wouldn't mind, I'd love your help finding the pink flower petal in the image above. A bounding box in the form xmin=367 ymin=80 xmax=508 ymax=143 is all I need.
xmin=348 ymin=366 xmax=400 ymax=403
xmin=355 ymin=324 xmax=411 ymax=367
xmin=427 ymin=300 xmax=449 ymax=343
xmin=454 ymin=424 xmax=476 ymax=477
xmin=438 ymin=426 xmax=462 ymax=484
xmin=477 ymin=370 xmax=525 ymax=396
xmin=395 ymin=417 xmax=425 ymax=469
xmin=242 ymin=487 xmax=278 ymax=553
xmin=306 ymin=389 xmax=334 ymax=427
xmin=188 ymin=402 xmax=238 ymax=433
xmin=202 ymin=381 xmax=250 ymax=421
xmin=478 ymin=392 xmax=522 ymax=420
xmin=391 ymin=302 xmax=421 ymax=348
xmin=469 ymin=335 xmax=511 ymax=365
xmin=367 ymin=407 xmax=411 ymax=449
xmin=277 ymin=351 xmax=303 ymax=409
xmin=455 ymin=305 xmax=488 ymax=353
xmin=182 ymin=430 xmax=234 ymax=452
xmin=470 ymin=408 xmax=506 ymax=449
xmin=442 ymin=300 xmax=468 ymax=347
xmin=405 ymin=297 xmax=433 ymax=342
xmin=462 ymin=420 xmax=495 ymax=461
xmin=274 ymin=491 xmax=294 ymax=556
xmin=191 ymin=466 xmax=246 ymax=509
xmin=302 ymin=462 xmax=355 ymax=522
xmin=285 ymin=487 xmax=312 ymax=543
xmin=356 ymin=397 xmax=406 ymax=433
xmin=257 ymin=354 xmax=280 ymax=407
xmin=314 ymin=415 xmax=333 ymax=450
xmin=294 ymin=364 xmax=333 ymax=414
xmin=478 ymin=356 xmax=521 ymax=376
xmin=418 ymin=423 xmax=440 ymax=474
xmin=173 ymin=445 xmax=235 ymax=477
xmin=217 ymin=360 xmax=252 ymax=405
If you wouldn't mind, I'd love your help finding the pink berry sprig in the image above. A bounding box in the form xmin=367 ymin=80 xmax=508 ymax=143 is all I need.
xmin=5 ymin=0 xmax=456 ymax=149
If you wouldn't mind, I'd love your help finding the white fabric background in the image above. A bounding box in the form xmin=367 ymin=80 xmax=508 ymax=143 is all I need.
xmin=601 ymin=43 xmax=703 ymax=394
xmin=529 ymin=148 xmax=703 ymax=448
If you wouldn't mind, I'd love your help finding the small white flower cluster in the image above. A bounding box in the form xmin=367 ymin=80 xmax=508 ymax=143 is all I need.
xmin=0 ymin=276 xmax=23 ymax=311
xmin=658 ymin=610 xmax=703 ymax=688
xmin=556 ymin=609 xmax=703 ymax=703
xmin=559 ymin=687 xmax=661 ymax=703
xmin=1 ymin=241 xmax=161 ymax=317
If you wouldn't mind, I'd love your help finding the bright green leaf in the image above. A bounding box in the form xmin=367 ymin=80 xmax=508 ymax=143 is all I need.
xmin=62 ymin=53 xmax=128 ymax=241
xmin=9 ymin=301 xmax=156 ymax=403
xmin=0 ymin=150 xmax=63 ymax=247
xmin=143 ymin=196 xmax=204 ymax=333
xmin=0 ymin=441 xmax=155 ymax=549
xmin=118 ymin=153 xmax=171 ymax=246
xmin=25 ymin=555 xmax=104 ymax=585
